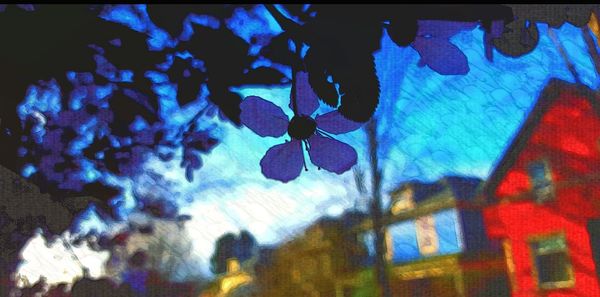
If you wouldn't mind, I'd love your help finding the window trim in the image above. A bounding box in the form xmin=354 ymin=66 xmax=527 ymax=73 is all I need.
xmin=527 ymin=232 xmax=575 ymax=290
xmin=526 ymin=158 xmax=556 ymax=204
xmin=391 ymin=186 xmax=416 ymax=215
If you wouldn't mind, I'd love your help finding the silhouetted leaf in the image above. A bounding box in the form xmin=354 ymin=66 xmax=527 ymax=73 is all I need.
xmin=482 ymin=20 xmax=505 ymax=61
xmin=259 ymin=32 xmax=299 ymax=66
xmin=99 ymin=21 xmax=164 ymax=71
xmin=107 ymin=90 xmax=158 ymax=136
xmin=147 ymin=4 xmax=242 ymax=38
xmin=298 ymin=7 xmax=382 ymax=122
xmin=335 ymin=54 xmax=380 ymax=123
xmin=181 ymin=25 xmax=251 ymax=75
xmin=304 ymin=48 xmax=339 ymax=107
xmin=493 ymin=19 xmax=539 ymax=58
xmin=387 ymin=18 xmax=418 ymax=47
xmin=238 ymin=66 xmax=290 ymax=86
xmin=166 ymin=56 xmax=206 ymax=106
xmin=180 ymin=24 xmax=251 ymax=123
xmin=177 ymin=74 xmax=205 ymax=106
xmin=81 ymin=181 xmax=121 ymax=203
xmin=146 ymin=5 xmax=191 ymax=38
xmin=208 ymin=89 xmax=242 ymax=126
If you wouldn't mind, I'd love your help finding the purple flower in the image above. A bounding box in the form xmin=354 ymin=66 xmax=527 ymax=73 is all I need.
xmin=240 ymin=71 xmax=362 ymax=182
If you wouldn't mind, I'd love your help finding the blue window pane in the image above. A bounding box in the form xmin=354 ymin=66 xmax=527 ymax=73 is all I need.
xmin=434 ymin=209 xmax=464 ymax=255
xmin=388 ymin=221 xmax=420 ymax=264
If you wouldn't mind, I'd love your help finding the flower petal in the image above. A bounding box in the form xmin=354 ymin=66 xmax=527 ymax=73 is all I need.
xmin=290 ymin=71 xmax=319 ymax=116
xmin=260 ymin=140 xmax=304 ymax=182
xmin=316 ymin=111 xmax=363 ymax=134
xmin=308 ymin=134 xmax=357 ymax=174
xmin=240 ymin=96 xmax=289 ymax=137
xmin=412 ymin=37 xmax=469 ymax=75
xmin=417 ymin=20 xmax=478 ymax=38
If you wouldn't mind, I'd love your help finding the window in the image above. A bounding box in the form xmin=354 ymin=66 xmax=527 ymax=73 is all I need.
xmin=527 ymin=160 xmax=555 ymax=203
xmin=387 ymin=221 xmax=420 ymax=264
xmin=529 ymin=233 xmax=574 ymax=290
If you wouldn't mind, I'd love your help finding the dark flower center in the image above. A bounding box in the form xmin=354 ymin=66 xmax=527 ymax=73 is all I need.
xmin=287 ymin=115 xmax=316 ymax=140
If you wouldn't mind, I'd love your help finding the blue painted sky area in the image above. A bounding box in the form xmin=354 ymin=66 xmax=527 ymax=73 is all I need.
xmin=144 ymin=21 xmax=598 ymax=277
xmin=17 ymin=5 xmax=600 ymax=279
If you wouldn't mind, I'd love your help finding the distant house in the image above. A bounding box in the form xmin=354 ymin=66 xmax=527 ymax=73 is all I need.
xmin=336 ymin=176 xmax=509 ymax=297
xmin=252 ymin=211 xmax=367 ymax=297
xmin=482 ymin=79 xmax=600 ymax=296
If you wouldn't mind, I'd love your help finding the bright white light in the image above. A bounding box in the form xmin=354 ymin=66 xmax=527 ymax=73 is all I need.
xmin=15 ymin=232 xmax=110 ymax=287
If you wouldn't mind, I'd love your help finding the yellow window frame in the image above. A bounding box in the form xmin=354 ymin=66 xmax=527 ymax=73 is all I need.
xmin=527 ymin=232 xmax=575 ymax=290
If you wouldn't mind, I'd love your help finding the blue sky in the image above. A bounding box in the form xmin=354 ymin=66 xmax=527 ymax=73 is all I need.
xmin=17 ymin=5 xmax=600 ymax=280
xmin=145 ymin=19 xmax=597 ymax=276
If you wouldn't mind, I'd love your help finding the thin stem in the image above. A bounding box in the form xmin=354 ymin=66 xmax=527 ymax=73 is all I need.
xmin=290 ymin=36 xmax=307 ymax=117
xmin=263 ymin=5 xmax=301 ymax=34
xmin=582 ymin=25 xmax=600 ymax=79
xmin=301 ymin=140 xmax=309 ymax=171
xmin=291 ymin=69 xmax=299 ymax=115
xmin=365 ymin=118 xmax=391 ymax=297
xmin=548 ymin=28 xmax=582 ymax=84
xmin=315 ymin=129 xmax=336 ymax=140
xmin=61 ymin=236 xmax=89 ymax=278
xmin=264 ymin=4 xmax=306 ymax=117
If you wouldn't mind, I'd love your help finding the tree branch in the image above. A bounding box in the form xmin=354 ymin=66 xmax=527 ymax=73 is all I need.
xmin=548 ymin=28 xmax=582 ymax=84
xmin=263 ymin=4 xmax=301 ymax=33
xmin=582 ymin=25 xmax=600 ymax=78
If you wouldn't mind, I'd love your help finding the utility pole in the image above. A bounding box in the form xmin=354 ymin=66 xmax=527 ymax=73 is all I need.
xmin=366 ymin=118 xmax=391 ymax=297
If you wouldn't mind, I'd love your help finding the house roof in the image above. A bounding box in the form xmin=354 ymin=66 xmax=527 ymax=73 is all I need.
xmin=442 ymin=175 xmax=483 ymax=201
xmin=411 ymin=181 xmax=447 ymax=203
xmin=389 ymin=175 xmax=483 ymax=204
xmin=482 ymin=79 xmax=600 ymax=199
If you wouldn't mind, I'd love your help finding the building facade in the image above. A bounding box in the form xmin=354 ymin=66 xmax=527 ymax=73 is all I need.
xmin=336 ymin=176 xmax=510 ymax=297
xmin=483 ymin=80 xmax=600 ymax=296
xmin=250 ymin=212 xmax=367 ymax=297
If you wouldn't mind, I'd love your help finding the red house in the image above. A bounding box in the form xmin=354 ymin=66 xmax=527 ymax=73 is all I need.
xmin=483 ymin=79 xmax=600 ymax=297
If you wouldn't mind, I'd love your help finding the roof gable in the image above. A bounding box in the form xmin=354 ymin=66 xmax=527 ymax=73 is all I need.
xmin=483 ymin=79 xmax=600 ymax=199
xmin=442 ymin=175 xmax=483 ymax=201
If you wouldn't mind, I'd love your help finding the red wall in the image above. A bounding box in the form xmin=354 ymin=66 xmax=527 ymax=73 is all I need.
xmin=484 ymin=88 xmax=600 ymax=296
xmin=487 ymin=202 xmax=600 ymax=296
xmin=495 ymin=90 xmax=600 ymax=209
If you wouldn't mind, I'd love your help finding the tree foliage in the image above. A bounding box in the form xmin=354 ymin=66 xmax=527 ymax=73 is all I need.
xmin=210 ymin=230 xmax=257 ymax=274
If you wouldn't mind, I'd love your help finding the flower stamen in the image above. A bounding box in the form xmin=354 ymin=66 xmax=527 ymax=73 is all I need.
xmin=301 ymin=140 xmax=309 ymax=171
